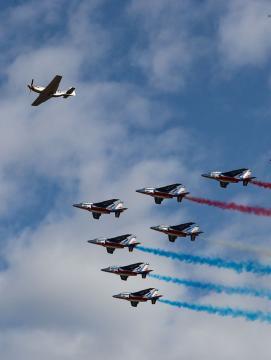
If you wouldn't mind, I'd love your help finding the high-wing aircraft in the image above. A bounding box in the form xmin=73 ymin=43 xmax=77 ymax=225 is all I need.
xmin=113 ymin=288 xmax=162 ymax=307
xmin=136 ymin=183 xmax=189 ymax=204
xmin=73 ymin=199 xmax=127 ymax=219
xmin=150 ymin=222 xmax=203 ymax=242
xmin=201 ymin=168 xmax=255 ymax=188
xmin=88 ymin=234 xmax=140 ymax=254
xmin=101 ymin=262 xmax=152 ymax=280
xmin=28 ymin=75 xmax=76 ymax=106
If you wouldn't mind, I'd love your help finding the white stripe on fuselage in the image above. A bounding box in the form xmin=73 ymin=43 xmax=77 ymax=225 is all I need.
xmin=30 ymin=86 xmax=72 ymax=97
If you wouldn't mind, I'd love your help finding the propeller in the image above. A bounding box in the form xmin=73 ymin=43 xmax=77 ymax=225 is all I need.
xmin=29 ymin=79 xmax=34 ymax=94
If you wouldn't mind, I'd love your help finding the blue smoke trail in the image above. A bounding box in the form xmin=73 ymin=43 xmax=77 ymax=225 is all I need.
xmin=137 ymin=246 xmax=271 ymax=276
xmin=159 ymin=298 xmax=271 ymax=324
xmin=150 ymin=273 xmax=271 ymax=300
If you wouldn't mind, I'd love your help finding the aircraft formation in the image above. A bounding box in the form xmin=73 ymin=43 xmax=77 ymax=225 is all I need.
xmin=29 ymin=75 xmax=265 ymax=311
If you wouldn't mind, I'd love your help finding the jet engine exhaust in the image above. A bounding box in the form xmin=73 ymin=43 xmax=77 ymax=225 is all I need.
xmin=251 ymin=180 xmax=271 ymax=189
xmin=159 ymin=298 xmax=271 ymax=324
xmin=150 ymin=273 xmax=271 ymax=301
xmin=137 ymin=246 xmax=271 ymax=275
xmin=185 ymin=195 xmax=271 ymax=217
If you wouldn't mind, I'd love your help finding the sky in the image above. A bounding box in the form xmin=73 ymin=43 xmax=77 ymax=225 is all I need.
xmin=1 ymin=0 xmax=271 ymax=359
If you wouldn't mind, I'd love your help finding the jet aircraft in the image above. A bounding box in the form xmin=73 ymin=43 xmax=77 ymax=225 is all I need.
xmin=150 ymin=222 xmax=203 ymax=242
xmin=73 ymin=199 xmax=127 ymax=219
xmin=113 ymin=288 xmax=162 ymax=307
xmin=88 ymin=234 xmax=140 ymax=254
xmin=201 ymin=168 xmax=255 ymax=188
xmin=101 ymin=262 xmax=152 ymax=280
xmin=28 ymin=75 xmax=76 ymax=106
xmin=136 ymin=183 xmax=189 ymax=204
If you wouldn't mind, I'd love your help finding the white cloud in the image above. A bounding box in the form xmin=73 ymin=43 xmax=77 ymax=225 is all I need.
xmin=218 ymin=0 xmax=271 ymax=67
xmin=127 ymin=0 xmax=207 ymax=91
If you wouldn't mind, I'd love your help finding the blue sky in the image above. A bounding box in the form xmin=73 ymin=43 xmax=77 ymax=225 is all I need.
xmin=1 ymin=1 xmax=271 ymax=359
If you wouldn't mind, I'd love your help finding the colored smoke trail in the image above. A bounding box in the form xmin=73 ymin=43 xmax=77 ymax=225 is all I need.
xmin=150 ymin=273 xmax=271 ymax=300
xmin=159 ymin=298 xmax=271 ymax=324
xmin=185 ymin=195 xmax=271 ymax=217
xmin=137 ymin=246 xmax=271 ymax=275
xmin=251 ymin=180 xmax=271 ymax=189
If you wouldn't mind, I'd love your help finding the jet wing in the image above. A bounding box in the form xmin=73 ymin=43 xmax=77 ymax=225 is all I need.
xmin=121 ymin=263 xmax=144 ymax=271
xmin=94 ymin=199 xmax=118 ymax=208
xmin=31 ymin=75 xmax=62 ymax=106
xmin=222 ymin=168 xmax=247 ymax=178
xmin=170 ymin=222 xmax=195 ymax=231
xmin=156 ymin=183 xmax=181 ymax=193
xmin=107 ymin=234 xmax=131 ymax=244
xmin=132 ymin=288 xmax=153 ymax=297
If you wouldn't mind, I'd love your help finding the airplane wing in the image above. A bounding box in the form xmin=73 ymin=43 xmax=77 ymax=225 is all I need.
xmin=154 ymin=197 xmax=163 ymax=204
xmin=94 ymin=199 xmax=118 ymax=208
xmin=222 ymin=168 xmax=247 ymax=178
xmin=43 ymin=75 xmax=62 ymax=94
xmin=121 ymin=263 xmax=144 ymax=271
xmin=132 ymin=288 xmax=153 ymax=297
xmin=32 ymin=93 xmax=52 ymax=106
xmin=92 ymin=212 xmax=101 ymax=219
xmin=170 ymin=222 xmax=195 ymax=231
xmin=31 ymin=75 xmax=62 ymax=106
xmin=107 ymin=234 xmax=131 ymax=244
xmin=156 ymin=183 xmax=181 ymax=193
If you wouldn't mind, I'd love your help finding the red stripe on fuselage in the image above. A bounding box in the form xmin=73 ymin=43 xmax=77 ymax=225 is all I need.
xmin=90 ymin=207 xmax=110 ymax=214
xmin=218 ymin=176 xmax=239 ymax=183
xmin=152 ymin=192 xmax=174 ymax=198
xmin=164 ymin=229 xmax=186 ymax=236
xmin=129 ymin=296 xmax=148 ymax=302
xmin=104 ymin=242 xmax=125 ymax=248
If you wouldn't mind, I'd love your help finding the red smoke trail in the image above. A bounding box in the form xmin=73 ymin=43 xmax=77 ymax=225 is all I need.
xmin=186 ymin=195 xmax=271 ymax=217
xmin=251 ymin=180 xmax=271 ymax=189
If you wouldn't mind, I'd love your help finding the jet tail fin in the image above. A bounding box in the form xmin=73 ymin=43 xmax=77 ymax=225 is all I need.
xmin=243 ymin=177 xmax=256 ymax=186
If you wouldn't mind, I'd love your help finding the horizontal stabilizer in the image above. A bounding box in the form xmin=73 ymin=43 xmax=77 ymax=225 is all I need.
xmin=63 ymin=87 xmax=75 ymax=98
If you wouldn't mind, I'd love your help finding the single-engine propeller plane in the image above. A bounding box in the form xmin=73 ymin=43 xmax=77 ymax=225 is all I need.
xmin=136 ymin=183 xmax=189 ymax=204
xmin=28 ymin=75 xmax=76 ymax=106
xmin=88 ymin=234 xmax=140 ymax=254
xmin=101 ymin=262 xmax=152 ymax=280
xmin=150 ymin=222 xmax=203 ymax=242
xmin=73 ymin=199 xmax=127 ymax=219
xmin=113 ymin=288 xmax=162 ymax=307
xmin=201 ymin=168 xmax=255 ymax=188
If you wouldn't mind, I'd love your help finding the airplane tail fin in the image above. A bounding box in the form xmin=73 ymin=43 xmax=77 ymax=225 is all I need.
xmin=243 ymin=177 xmax=256 ymax=186
xmin=63 ymin=87 xmax=76 ymax=98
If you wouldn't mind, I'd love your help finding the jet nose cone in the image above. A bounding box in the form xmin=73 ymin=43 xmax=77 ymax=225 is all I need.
xmin=87 ymin=240 xmax=97 ymax=244
xmin=136 ymin=188 xmax=145 ymax=194
xmin=73 ymin=203 xmax=81 ymax=208
xmin=101 ymin=267 xmax=110 ymax=273
xmin=150 ymin=226 xmax=159 ymax=231
xmin=201 ymin=174 xmax=209 ymax=178
xmin=112 ymin=294 xmax=121 ymax=299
